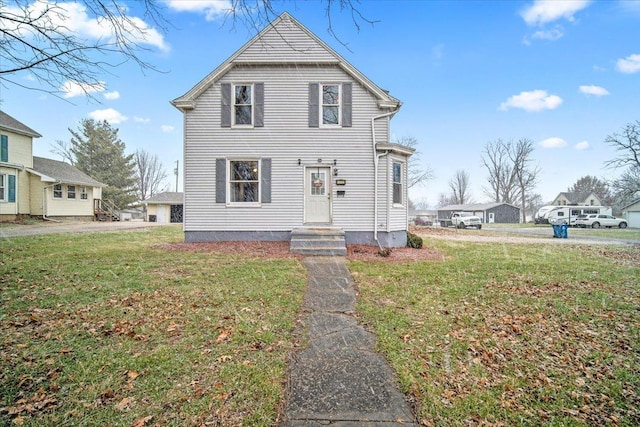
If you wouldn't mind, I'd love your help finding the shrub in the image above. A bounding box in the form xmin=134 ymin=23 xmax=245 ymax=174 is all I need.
xmin=406 ymin=232 xmax=423 ymax=249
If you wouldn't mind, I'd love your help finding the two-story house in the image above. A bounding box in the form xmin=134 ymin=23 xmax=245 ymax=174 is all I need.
xmin=172 ymin=12 xmax=413 ymax=248
xmin=552 ymin=191 xmax=603 ymax=207
xmin=0 ymin=111 xmax=106 ymax=222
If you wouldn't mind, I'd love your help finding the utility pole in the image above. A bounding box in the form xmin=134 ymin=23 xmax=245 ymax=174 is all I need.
xmin=174 ymin=160 xmax=179 ymax=192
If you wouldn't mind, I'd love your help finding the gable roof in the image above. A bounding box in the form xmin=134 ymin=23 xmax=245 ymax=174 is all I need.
xmin=171 ymin=12 xmax=400 ymax=111
xmin=28 ymin=156 xmax=106 ymax=187
xmin=0 ymin=111 xmax=42 ymax=138
xmin=144 ymin=192 xmax=183 ymax=204
xmin=554 ymin=191 xmax=599 ymax=204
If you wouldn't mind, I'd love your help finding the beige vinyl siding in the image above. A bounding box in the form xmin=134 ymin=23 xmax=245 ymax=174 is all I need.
xmin=33 ymin=182 xmax=96 ymax=217
xmin=28 ymin=174 xmax=44 ymax=215
xmin=184 ymin=64 xmax=391 ymax=232
xmin=3 ymin=131 xmax=33 ymax=168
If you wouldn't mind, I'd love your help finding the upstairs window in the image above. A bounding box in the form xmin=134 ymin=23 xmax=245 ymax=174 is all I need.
xmin=321 ymin=84 xmax=340 ymax=125
xmin=392 ymin=162 xmax=403 ymax=205
xmin=68 ymin=185 xmax=76 ymax=199
xmin=234 ymin=84 xmax=253 ymax=125
xmin=53 ymin=184 xmax=63 ymax=199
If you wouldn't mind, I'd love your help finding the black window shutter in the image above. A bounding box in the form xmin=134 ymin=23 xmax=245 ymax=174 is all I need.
xmin=254 ymin=83 xmax=264 ymax=127
xmin=308 ymin=83 xmax=319 ymax=127
xmin=215 ymin=158 xmax=226 ymax=203
xmin=221 ymin=83 xmax=231 ymax=128
xmin=342 ymin=83 xmax=352 ymax=127
xmin=261 ymin=158 xmax=271 ymax=203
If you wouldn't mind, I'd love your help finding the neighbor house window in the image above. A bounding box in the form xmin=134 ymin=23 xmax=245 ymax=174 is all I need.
xmin=234 ymin=84 xmax=253 ymax=126
xmin=393 ymin=162 xmax=403 ymax=205
xmin=0 ymin=174 xmax=5 ymax=201
xmin=67 ymin=185 xmax=76 ymax=199
xmin=53 ymin=184 xmax=62 ymax=199
xmin=80 ymin=186 xmax=88 ymax=200
xmin=228 ymin=160 xmax=259 ymax=204
xmin=321 ymin=84 xmax=340 ymax=125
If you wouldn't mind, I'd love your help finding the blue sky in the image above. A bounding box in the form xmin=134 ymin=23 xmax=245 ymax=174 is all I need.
xmin=2 ymin=0 xmax=639 ymax=206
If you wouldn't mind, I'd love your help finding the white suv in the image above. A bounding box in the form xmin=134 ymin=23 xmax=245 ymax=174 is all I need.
xmin=575 ymin=214 xmax=628 ymax=229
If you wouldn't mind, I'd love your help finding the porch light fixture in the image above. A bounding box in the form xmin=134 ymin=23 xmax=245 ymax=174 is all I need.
xmin=333 ymin=168 xmax=339 ymax=176
xmin=333 ymin=159 xmax=337 ymax=165
xmin=298 ymin=159 xmax=301 ymax=165
xmin=317 ymin=158 xmax=322 ymax=163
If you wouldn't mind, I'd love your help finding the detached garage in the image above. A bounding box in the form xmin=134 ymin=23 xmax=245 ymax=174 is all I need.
xmin=621 ymin=200 xmax=640 ymax=228
xmin=438 ymin=203 xmax=521 ymax=224
xmin=145 ymin=192 xmax=183 ymax=224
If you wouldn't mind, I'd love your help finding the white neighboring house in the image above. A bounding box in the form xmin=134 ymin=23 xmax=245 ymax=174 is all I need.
xmin=172 ymin=12 xmax=413 ymax=247
xmin=621 ymin=200 xmax=640 ymax=228
xmin=1 ymin=111 xmax=106 ymax=222
xmin=144 ymin=192 xmax=183 ymax=224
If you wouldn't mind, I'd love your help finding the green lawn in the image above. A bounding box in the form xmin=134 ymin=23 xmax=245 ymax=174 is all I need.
xmin=351 ymin=239 xmax=640 ymax=426
xmin=0 ymin=227 xmax=306 ymax=426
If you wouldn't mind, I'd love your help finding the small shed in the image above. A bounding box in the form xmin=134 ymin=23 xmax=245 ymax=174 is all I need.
xmin=144 ymin=192 xmax=183 ymax=223
xmin=621 ymin=199 xmax=640 ymax=228
xmin=438 ymin=203 xmax=521 ymax=224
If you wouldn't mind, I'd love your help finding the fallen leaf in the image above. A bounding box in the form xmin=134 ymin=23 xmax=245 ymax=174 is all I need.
xmin=130 ymin=415 xmax=153 ymax=427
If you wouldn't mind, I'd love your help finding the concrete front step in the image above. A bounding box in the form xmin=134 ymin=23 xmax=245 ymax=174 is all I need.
xmin=290 ymin=228 xmax=346 ymax=256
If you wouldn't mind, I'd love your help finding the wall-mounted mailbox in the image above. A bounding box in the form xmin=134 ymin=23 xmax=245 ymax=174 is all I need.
xmin=335 ymin=179 xmax=346 ymax=185
xmin=337 ymin=190 xmax=346 ymax=197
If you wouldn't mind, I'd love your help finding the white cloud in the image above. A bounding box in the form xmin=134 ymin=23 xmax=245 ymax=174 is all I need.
xmin=521 ymin=0 xmax=591 ymax=26
xmin=540 ymin=137 xmax=567 ymax=148
xmin=104 ymin=91 xmax=120 ymax=100
xmin=89 ymin=108 xmax=128 ymax=124
xmin=531 ymin=28 xmax=564 ymax=41
xmin=161 ymin=125 xmax=175 ymax=133
xmin=499 ymin=90 xmax=563 ymax=112
xmin=574 ymin=141 xmax=590 ymax=150
xmin=616 ymin=54 xmax=640 ymax=74
xmin=166 ymin=0 xmax=231 ymax=21
xmin=14 ymin=1 xmax=167 ymax=51
xmin=134 ymin=116 xmax=151 ymax=123
xmin=61 ymin=80 xmax=105 ymax=98
xmin=579 ymin=85 xmax=610 ymax=96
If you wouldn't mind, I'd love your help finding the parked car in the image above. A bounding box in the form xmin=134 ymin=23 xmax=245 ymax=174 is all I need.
xmin=414 ymin=216 xmax=433 ymax=226
xmin=575 ymin=214 xmax=628 ymax=229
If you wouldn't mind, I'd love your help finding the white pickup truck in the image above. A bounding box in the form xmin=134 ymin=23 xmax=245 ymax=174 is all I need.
xmin=440 ymin=212 xmax=482 ymax=229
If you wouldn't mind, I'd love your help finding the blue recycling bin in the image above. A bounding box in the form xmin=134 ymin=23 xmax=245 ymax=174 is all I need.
xmin=552 ymin=223 xmax=568 ymax=238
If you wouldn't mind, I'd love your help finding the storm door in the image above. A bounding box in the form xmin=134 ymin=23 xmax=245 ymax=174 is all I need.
xmin=304 ymin=166 xmax=331 ymax=224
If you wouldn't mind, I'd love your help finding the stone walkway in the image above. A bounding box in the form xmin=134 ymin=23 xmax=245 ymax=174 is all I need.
xmin=279 ymin=257 xmax=417 ymax=426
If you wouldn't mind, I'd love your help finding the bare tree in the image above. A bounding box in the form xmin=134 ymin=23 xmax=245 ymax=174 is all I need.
xmin=1 ymin=1 xmax=374 ymax=99
xmin=509 ymin=138 xmax=540 ymax=222
xmin=50 ymin=139 xmax=75 ymax=165
xmin=604 ymin=120 xmax=640 ymax=170
xmin=447 ymin=169 xmax=472 ymax=205
xmin=1 ymin=0 xmax=169 ymax=100
xmin=134 ymin=149 xmax=168 ymax=202
xmin=395 ymin=136 xmax=434 ymax=189
xmin=481 ymin=139 xmax=517 ymax=203
xmin=611 ymin=165 xmax=640 ymax=203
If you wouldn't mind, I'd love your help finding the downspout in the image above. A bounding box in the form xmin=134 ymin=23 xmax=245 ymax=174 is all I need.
xmin=371 ymin=109 xmax=398 ymax=248
xmin=42 ymin=182 xmax=61 ymax=222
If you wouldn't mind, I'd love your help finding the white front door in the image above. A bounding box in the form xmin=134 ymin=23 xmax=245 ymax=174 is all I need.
xmin=305 ymin=167 xmax=331 ymax=224
xmin=488 ymin=212 xmax=495 ymax=223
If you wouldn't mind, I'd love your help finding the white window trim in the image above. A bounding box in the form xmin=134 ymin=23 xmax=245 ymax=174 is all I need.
xmin=67 ymin=184 xmax=76 ymax=200
xmin=53 ymin=183 xmax=63 ymax=199
xmin=0 ymin=173 xmax=6 ymax=202
xmin=226 ymin=158 xmax=261 ymax=207
xmin=80 ymin=186 xmax=88 ymax=200
xmin=232 ymin=83 xmax=254 ymax=128
xmin=320 ymin=83 xmax=341 ymax=127
xmin=392 ymin=161 xmax=404 ymax=207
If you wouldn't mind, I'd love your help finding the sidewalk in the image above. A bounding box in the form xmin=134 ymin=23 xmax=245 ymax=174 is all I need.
xmin=279 ymin=257 xmax=417 ymax=426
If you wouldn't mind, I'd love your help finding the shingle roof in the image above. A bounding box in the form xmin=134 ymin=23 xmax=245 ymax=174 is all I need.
xmin=144 ymin=192 xmax=183 ymax=204
xmin=0 ymin=111 xmax=42 ymax=138
xmin=438 ymin=202 xmax=520 ymax=211
xmin=29 ymin=156 xmax=106 ymax=187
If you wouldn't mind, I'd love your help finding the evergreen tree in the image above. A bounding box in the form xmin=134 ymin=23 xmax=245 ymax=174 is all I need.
xmin=69 ymin=119 xmax=137 ymax=208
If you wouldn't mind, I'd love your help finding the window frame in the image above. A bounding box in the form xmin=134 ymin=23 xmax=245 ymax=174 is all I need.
xmin=67 ymin=185 xmax=76 ymax=199
xmin=0 ymin=174 xmax=5 ymax=201
xmin=80 ymin=186 xmax=88 ymax=200
xmin=233 ymin=83 xmax=254 ymax=127
xmin=53 ymin=184 xmax=63 ymax=199
xmin=320 ymin=83 xmax=341 ymax=127
xmin=392 ymin=161 xmax=404 ymax=206
xmin=227 ymin=159 xmax=261 ymax=207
